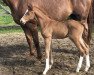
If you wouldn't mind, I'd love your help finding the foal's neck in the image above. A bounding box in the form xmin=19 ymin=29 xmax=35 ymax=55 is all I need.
xmin=33 ymin=7 xmax=52 ymax=28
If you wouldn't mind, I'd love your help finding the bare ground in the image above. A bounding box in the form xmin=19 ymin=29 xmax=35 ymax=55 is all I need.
xmin=0 ymin=32 xmax=94 ymax=75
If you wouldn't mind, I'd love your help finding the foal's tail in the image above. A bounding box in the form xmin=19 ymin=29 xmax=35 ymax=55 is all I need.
xmin=84 ymin=0 xmax=94 ymax=45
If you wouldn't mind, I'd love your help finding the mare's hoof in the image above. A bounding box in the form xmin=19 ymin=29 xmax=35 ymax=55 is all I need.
xmin=30 ymin=52 xmax=35 ymax=56
xmin=30 ymin=48 xmax=35 ymax=56
xmin=37 ymin=54 xmax=42 ymax=60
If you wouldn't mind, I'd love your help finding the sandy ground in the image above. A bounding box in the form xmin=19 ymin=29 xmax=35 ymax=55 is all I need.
xmin=0 ymin=32 xmax=94 ymax=75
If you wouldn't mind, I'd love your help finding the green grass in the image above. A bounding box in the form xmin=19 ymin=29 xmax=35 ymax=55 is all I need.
xmin=0 ymin=8 xmax=16 ymax=26
xmin=0 ymin=14 xmax=15 ymax=26
xmin=0 ymin=7 xmax=21 ymax=33
xmin=0 ymin=27 xmax=23 ymax=34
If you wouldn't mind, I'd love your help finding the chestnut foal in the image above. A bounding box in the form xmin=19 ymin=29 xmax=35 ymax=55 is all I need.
xmin=20 ymin=8 xmax=90 ymax=75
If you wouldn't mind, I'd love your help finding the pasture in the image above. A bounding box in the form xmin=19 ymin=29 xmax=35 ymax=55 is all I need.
xmin=0 ymin=7 xmax=15 ymax=26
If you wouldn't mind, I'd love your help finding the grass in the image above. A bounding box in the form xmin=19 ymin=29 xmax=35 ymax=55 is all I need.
xmin=0 ymin=27 xmax=23 ymax=34
xmin=0 ymin=6 xmax=21 ymax=33
xmin=0 ymin=14 xmax=15 ymax=26
xmin=0 ymin=8 xmax=16 ymax=26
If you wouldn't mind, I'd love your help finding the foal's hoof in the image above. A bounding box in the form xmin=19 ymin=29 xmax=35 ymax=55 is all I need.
xmin=85 ymin=67 xmax=90 ymax=72
xmin=43 ymin=72 xmax=46 ymax=75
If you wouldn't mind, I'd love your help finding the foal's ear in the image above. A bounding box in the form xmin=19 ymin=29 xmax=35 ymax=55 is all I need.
xmin=27 ymin=4 xmax=33 ymax=11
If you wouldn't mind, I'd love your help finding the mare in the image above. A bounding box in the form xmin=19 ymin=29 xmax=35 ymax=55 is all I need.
xmin=2 ymin=0 xmax=42 ymax=59
xmin=23 ymin=0 xmax=94 ymax=45
xmin=20 ymin=8 xmax=90 ymax=75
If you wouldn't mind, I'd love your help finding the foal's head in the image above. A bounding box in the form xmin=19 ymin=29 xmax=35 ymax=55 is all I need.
xmin=20 ymin=5 xmax=35 ymax=24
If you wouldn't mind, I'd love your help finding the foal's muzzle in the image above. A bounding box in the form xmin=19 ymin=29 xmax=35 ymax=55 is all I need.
xmin=20 ymin=18 xmax=27 ymax=24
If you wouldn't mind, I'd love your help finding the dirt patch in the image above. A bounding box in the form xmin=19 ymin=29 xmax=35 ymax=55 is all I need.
xmin=0 ymin=32 xmax=94 ymax=75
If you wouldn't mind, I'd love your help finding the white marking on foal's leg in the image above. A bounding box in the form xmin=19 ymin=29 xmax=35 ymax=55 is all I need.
xmin=43 ymin=58 xmax=50 ymax=75
xmin=49 ymin=50 xmax=53 ymax=69
xmin=49 ymin=58 xmax=53 ymax=69
xmin=85 ymin=54 xmax=90 ymax=72
xmin=76 ymin=56 xmax=83 ymax=72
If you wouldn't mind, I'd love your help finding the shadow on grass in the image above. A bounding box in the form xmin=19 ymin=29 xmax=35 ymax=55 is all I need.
xmin=0 ymin=44 xmax=37 ymax=67
xmin=0 ymin=26 xmax=22 ymax=33
xmin=54 ymin=48 xmax=78 ymax=55
xmin=0 ymin=43 xmax=79 ymax=67
xmin=0 ymin=44 xmax=27 ymax=58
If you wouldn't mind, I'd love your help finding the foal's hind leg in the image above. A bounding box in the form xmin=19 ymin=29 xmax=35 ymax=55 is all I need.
xmin=79 ymin=37 xmax=90 ymax=72
xmin=85 ymin=53 xmax=90 ymax=72
xmin=74 ymin=39 xmax=85 ymax=72
xmin=70 ymin=36 xmax=90 ymax=72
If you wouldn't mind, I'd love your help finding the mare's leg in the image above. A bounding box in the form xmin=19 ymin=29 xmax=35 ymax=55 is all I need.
xmin=43 ymin=37 xmax=52 ymax=75
xmin=21 ymin=25 xmax=34 ymax=55
xmin=80 ymin=0 xmax=91 ymax=33
xmin=81 ymin=19 xmax=89 ymax=40
xmin=21 ymin=24 xmax=42 ymax=59
xmin=27 ymin=23 xmax=42 ymax=59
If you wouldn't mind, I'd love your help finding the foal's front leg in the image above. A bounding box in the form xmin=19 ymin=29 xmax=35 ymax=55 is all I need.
xmin=49 ymin=48 xmax=53 ymax=69
xmin=43 ymin=37 xmax=52 ymax=75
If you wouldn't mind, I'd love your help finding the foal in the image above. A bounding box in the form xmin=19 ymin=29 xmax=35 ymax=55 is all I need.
xmin=20 ymin=8 xmax=90 ymax=75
